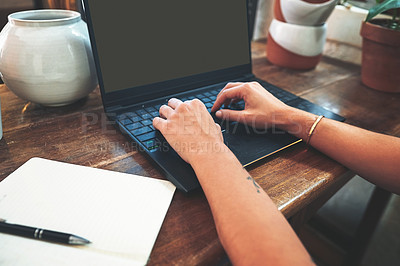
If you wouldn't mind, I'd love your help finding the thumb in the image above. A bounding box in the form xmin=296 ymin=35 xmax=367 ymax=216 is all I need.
xmin=216 ymin=109 xmax=244 ymax=122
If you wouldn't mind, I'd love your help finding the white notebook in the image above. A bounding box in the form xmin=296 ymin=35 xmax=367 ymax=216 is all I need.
xmin=0 ymin=158 xmax=176 ymax=266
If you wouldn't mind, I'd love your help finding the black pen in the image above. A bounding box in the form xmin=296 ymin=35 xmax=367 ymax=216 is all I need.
xmin=0 ymin=219 xmax=91 ymax=245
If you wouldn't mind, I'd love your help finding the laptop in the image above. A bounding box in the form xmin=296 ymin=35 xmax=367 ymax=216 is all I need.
xmin=82 ymin=0 xmax=344 ymax=192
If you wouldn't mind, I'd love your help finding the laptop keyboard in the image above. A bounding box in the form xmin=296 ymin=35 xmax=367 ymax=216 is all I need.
xmin=117 ymin=87 xmax=220 ymax=151
xmin=117 ymin=82 xmax=299 ymax=151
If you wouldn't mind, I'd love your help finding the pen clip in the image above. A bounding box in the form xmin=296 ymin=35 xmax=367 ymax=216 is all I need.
xmin=0 ymin=218 xmax=7 ymax=222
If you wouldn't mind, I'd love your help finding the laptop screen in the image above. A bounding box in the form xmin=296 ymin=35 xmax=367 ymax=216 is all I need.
xmin=84 ymin=0 xmax=251 ymax=102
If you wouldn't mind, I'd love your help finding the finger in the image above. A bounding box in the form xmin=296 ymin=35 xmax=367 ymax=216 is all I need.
xmin=215 ymin=123 xmax=224 ymax=141
xmin=217 ymin=124 xmax=224 ymax=141
xmin=152 ymin=117 xmax=167 ymax=132
xmin=168 ymin=98 xmax=183 ymax=109
xmin=159 ymin=104 xmax=174 ymax=119
xmin=213 ymin=82 xmax=244 ymax=111
xmin=215 ymin=109 xmax=244 ymax=122
xmin=214 ymin=83 xmax=248 ymax=109
xmin=211 ymin=85 xmax=246 ymax=112
xmin=190 ymin=98 xmax=208 ymax=110
xmin=215 ymin=123 xmax=221 ymax=131
xmin=216 ymin=82 xmax=243 ymax=99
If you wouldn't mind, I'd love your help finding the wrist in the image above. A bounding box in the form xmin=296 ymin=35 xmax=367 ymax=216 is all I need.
xmin=275 ymin=107 xmax=318 ymax=140
xmin=189 ymin=143 xmax=235 ymax=172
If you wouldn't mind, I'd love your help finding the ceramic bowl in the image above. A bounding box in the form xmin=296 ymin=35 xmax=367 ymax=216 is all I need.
xmin=275 ymin=0 xmax=338 ymax=26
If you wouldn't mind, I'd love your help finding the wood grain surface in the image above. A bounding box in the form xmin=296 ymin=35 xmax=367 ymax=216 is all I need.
xmin=0 ymin=40 xmax=398 ymax=265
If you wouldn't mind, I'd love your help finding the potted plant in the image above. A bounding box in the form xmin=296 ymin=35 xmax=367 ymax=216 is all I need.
xmin=360 ymin=0 xmax=400 ymax=92
xmin=267 ymin=0 xmax=338 ymax=70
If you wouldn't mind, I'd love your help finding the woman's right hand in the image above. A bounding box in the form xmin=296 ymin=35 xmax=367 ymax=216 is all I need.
xmin=211 ymin=82 xmax=294 ymax=129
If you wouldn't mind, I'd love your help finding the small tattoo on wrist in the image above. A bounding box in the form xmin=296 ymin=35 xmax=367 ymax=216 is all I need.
xmin=247 ymin=176 xmax=261 ymax=193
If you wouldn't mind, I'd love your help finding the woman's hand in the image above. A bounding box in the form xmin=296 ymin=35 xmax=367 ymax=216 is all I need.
xmin=153 ymin=98 xmax=227 ymax=166
xmin=211 ymin=82 xmax=293 ymax=129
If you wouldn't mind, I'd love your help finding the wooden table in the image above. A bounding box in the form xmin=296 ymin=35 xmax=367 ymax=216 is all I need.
xmin=0 ymin=40 xmax=399 ymax=265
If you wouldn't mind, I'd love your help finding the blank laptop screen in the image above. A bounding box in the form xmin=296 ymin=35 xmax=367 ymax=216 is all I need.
xmin=86 ymin=0 xmax=250 ymax=93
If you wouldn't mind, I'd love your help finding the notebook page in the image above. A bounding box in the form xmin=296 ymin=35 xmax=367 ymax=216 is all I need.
xmin=0 ymin=157 xmax=176 ymax=265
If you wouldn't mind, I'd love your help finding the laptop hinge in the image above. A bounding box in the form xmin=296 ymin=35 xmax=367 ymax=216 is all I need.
xmin=105 ymin=73 xmax=255 ymax=116
xmin=105 ymin=105 xmax=123 ymax=117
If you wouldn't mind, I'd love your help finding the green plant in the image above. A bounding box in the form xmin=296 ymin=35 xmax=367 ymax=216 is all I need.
xmin=366 ymin=0 xmax=400 ymax=30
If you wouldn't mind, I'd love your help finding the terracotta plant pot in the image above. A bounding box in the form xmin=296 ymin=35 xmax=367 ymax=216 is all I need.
xmin=267 ymin=19 xmax=326 ymax=69
xmin=360 ymin=20 xmax=400 ymax=93
xmin=267 ymin=33 xmax=323 ymax=69
xmin=268 ymin=0 xmax=337 ymax=69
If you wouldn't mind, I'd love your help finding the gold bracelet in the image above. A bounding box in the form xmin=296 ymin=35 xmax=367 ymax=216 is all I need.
xmin=306 ymin=115 xmax=324 ymax=146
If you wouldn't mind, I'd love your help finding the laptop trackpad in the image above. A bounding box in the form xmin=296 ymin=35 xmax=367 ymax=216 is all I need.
xmin=222 ymin=123 xmax=299 ymax=166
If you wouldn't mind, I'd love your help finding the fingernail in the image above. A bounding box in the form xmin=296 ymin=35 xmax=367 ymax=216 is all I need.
xmin=216 ymin=111 xmax=222 ymax=118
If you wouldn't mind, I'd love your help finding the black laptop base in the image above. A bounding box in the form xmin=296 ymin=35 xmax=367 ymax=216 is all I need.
xmin=114 ymin=78 xmax=344 ymax=193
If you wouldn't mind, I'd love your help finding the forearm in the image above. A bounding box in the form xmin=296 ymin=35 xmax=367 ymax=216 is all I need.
xmin=191 ymin=145 xmax=313 ymax=265
xmin=279 ymin=107 xmax=400 ymax=194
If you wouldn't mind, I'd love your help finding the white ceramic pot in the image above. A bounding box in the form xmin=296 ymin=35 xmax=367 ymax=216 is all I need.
xmin=269 ymin=19 xmax=326 ymax=56
xmin=277 ymin=0 xmax=338 ymax=26
xmin=0 ymin=9 xmax=98 ymax=106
